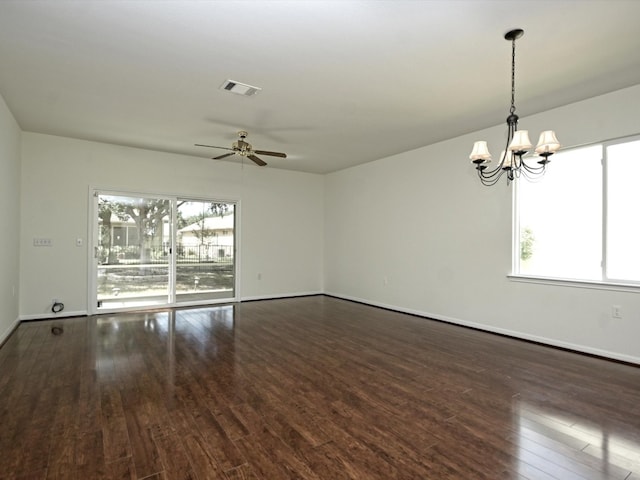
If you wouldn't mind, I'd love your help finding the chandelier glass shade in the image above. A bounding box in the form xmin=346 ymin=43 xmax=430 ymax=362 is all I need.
xmin=470 ymin=29 xmax=560 ymax=186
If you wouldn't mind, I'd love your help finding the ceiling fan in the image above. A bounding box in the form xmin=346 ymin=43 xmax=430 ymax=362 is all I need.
xmin=195 ymin=130 xmax=287 ymax=166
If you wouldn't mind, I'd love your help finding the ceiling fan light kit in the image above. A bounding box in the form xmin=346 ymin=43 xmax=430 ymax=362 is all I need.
xmin=469 ymin=29 xmax=561 ymax=186
xmin=195 ymin=131 xmax=287 ymax=167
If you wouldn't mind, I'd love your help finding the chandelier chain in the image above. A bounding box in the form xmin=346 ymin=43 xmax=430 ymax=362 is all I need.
xmin=510 ymin=37 xmax=516 ymax=115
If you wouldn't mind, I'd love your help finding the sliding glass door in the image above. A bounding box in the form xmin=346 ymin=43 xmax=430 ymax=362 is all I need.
xmin=95 ymin=193 xmax=171 ymax=310
xmin=92 ymin=191 xmax=236 ymax=313
xmin=175 ymin=200 xmax=236 ymax=303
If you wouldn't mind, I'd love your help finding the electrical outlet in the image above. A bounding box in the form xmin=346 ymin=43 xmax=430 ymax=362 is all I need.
xmin=612 ymin=305 xmax=622 ymax=319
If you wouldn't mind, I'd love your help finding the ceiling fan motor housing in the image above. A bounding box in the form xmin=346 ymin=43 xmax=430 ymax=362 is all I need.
xmin=195 ymin=130 xmax=286 ymax=166
xmin=233 ymin=131 xmax=250 ymax=155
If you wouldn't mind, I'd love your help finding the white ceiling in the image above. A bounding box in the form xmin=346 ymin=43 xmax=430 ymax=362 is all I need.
xmin=1 ymin=0 xmax=640 ymax=174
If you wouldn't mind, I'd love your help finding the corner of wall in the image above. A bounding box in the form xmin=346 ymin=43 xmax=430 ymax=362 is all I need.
xmin=0 ymin=91 xmax=22 ymax=343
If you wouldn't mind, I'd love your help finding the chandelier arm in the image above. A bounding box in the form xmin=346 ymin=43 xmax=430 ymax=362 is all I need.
xmin=519 ymin=167 xmax=545 ymax=182
xmin=477 ymin=163 xmax=505 ymax=182
xmin=477 ymin=163 xmax=505 ymax=179
xmin=503 ymin=118 xmax=516 ymax=164
xmin=512 ymin=153 xmax=522 ymax=170
xmin=522 ymin=162 xmax=545 ymax=172
xmin=477 ymin=125 xmax=518 ymax=183
xmin=520 ymin=161 xmax=547 ymax=177
xmin=478 ymin=169 xmax=506 ymax=186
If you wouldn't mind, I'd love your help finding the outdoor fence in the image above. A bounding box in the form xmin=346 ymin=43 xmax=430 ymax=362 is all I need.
xmin=98 ymin=244 xmax=234 ymax=266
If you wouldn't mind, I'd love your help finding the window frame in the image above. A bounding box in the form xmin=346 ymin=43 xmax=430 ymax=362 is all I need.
xmin=511 ymin=133 xmax=640 ymax=291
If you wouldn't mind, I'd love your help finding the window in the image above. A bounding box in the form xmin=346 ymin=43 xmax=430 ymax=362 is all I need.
xmin=514 ymin=135 xmax=640 ymax=285
xmin=606 ymin=139 xmax=640 ymax=282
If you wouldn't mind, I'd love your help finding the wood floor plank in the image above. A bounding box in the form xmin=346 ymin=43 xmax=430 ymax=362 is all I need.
xmin=515 ymin=426 xmax=631 ymax=479
xmin=223 ymin=463 xmax=260 ymax=480
xmin=10 ymin=469 xmax=48 ymax=480
xmin=105 ymin=456 xmax=137 ymax=480
xmin=153 ymin=432 xmax=198 ymax=480
xmin=1 ymin=296 xmax=639 ymax=479
xmin=122 ymin=405 xmax=163 ymax=479
xmin=518 ymin=434 xmax=628 ymax=480
xmin=179 ymin=433 xmax=228 ymax=480
xmin=100 ymin=385 xmax=131 ymax=463
xmin=293 ymin=441 xmax=362 ymax=480
xmin=232 ymin=423 xmax=322 ymax=480
xmin=214 ymin=406 xmax=251 ymax=442
xmin=191 ymin=406 xmax=247 ymax=472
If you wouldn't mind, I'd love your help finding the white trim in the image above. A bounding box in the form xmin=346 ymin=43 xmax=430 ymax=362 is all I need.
xmin=240 ymin=291 xmax=322 ymax=302
xmin=169 ymin=199 xmax=177 ymax=305
xmin=325 ymin=291 xmax=640 ymax=366
xmin=19 ymin=294 xmax=320 ymax=318
xmin=512 ymin=175 xmax=520 ymax=274
xmin=602 ymin=146 xmax=609 ymax=282
xmin=88 ymin=187 xmax=98 ymax=315
xmin=92 ymin=298 xmax=234 ymax=316
xmin=233 ymin=201 xmax=241 ymax=302
xmin=0 ymin=317 xmax=20 ymax=345
xmin=508 ymin=274 xmax=640 ymax=293
xmin=19 ymin=310 xmax=88 ymax=321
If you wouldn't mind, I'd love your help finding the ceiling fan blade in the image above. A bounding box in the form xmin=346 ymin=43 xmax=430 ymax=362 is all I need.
xmin=213 ymin=152 xmax=236 ymax=160
xmin=195 ymin=144 xmax=234 ymax=151
xmin=248 ymin=154 xmax=267 ymax=166
xmin=254 ymin=150 xmax=287 ymax=158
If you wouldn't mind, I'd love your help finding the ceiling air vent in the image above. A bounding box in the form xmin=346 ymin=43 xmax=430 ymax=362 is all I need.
xmin=220 ymin=79 xmax=262 ymax=97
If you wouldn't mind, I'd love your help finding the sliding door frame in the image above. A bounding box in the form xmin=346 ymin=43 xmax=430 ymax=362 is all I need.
xmin=88 ymin=187 xmax=240 ymax=315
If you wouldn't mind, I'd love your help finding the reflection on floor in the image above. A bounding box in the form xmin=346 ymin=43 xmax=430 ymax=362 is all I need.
xmin=97 ymin=289 xmax=234 ymax=310
xmin=1 ymin=296 xmax=639 ymax=479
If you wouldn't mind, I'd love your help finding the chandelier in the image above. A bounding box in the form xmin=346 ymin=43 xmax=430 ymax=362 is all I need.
xmin=470 ymin=29 xmax=560 ymax=186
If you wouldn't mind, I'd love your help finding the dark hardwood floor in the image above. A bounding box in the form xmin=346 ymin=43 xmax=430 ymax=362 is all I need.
xmin=1 ymin=296 xmax=639 ymax=479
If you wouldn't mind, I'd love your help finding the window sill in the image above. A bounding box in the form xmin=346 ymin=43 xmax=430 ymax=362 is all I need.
xmin=507 ymin=274 xmax=640 ymax=293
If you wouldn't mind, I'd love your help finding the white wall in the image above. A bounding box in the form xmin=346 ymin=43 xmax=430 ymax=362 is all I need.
xmin=11 ymin=84 xmax=640 ymax=363
xmin=0 ymin=94 xmax=21 ymax=344
xmin=325 ymin=84 xmax=640 ymax=364
xmin=20 ymin=133 xmax=324 ymax=317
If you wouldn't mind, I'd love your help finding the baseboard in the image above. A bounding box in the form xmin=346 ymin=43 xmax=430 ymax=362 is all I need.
xmin=19 ymin=310 xmax=88 ymax=322
xmin=241 ymin=291 xmax=323 ymax=302
xmin=17 ymin=295 xmax=321 ymax=320
xmin=325 ymin=292 xmax=640 ymax=366
xmin=0 ymin=317 xmax=20 ymax=348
